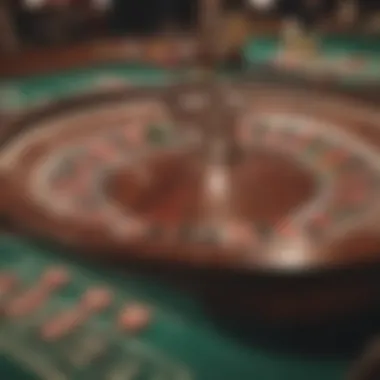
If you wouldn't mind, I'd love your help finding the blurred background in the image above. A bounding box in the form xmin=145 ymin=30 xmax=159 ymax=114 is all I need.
xmin=1 ymin=0 xmax=380 ymax=54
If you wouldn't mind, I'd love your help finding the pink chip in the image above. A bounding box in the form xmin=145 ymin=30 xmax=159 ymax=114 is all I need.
xmin=118 ymin=304 xmax=152 ymax=333
xmin=41 ymin=267 xmax=70 ymax=288
xmin=5 ymin=268 xmax=68 ymax=317
xmin=81 ymin=287 xmax=113 ymax=311
xmin=41 ymin=309 xmax=84 ymax=341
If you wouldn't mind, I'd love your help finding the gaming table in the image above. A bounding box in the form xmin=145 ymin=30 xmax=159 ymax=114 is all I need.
xmin=244 ymin=32 xmax=380 ymax=97
xmin=1 ymin=25 xmax=380 ymax=380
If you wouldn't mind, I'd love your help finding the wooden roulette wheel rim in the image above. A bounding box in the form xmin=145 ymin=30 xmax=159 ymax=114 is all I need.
xmin=2 ymin=78 xmax=380 ymax=276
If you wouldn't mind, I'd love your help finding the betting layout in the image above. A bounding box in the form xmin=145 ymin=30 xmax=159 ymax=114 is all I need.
xmin=0 ymin=238 xmax=192 ymax=380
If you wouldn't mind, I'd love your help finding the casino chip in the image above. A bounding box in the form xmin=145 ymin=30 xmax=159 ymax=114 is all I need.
xmin=118 ymin=304 xmax=152 ymax=333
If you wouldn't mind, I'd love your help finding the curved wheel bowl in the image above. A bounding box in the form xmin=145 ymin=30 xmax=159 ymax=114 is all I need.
xmin=2 ymin=80 xmax=380 ymax=323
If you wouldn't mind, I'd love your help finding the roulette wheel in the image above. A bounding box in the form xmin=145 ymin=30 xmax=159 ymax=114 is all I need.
xmin=3 ymin=76 xmax=380 ymax=325
xmin=1 ymin=0 xmax=380 ymax=326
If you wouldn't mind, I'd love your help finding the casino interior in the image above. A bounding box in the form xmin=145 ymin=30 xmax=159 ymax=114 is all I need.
xmin=1 ymin=1 xmax=380 ymax=380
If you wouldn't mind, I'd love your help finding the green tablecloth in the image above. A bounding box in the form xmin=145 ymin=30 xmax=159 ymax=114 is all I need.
xmin=0 ymin=235 xmax=351 ymax=380
xmin=243 ymin=35 xmax=380 ymax=84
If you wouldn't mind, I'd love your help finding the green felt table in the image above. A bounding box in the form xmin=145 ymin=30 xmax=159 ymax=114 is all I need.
xmin=0 ymin=61 xmax=375 ymax=380
xmin=243 ymin=35 xmax=380 ymax=87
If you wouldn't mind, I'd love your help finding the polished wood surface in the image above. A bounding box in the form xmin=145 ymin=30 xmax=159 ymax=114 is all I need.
xmin=0 ymin=37 xmax=199 ymax=78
